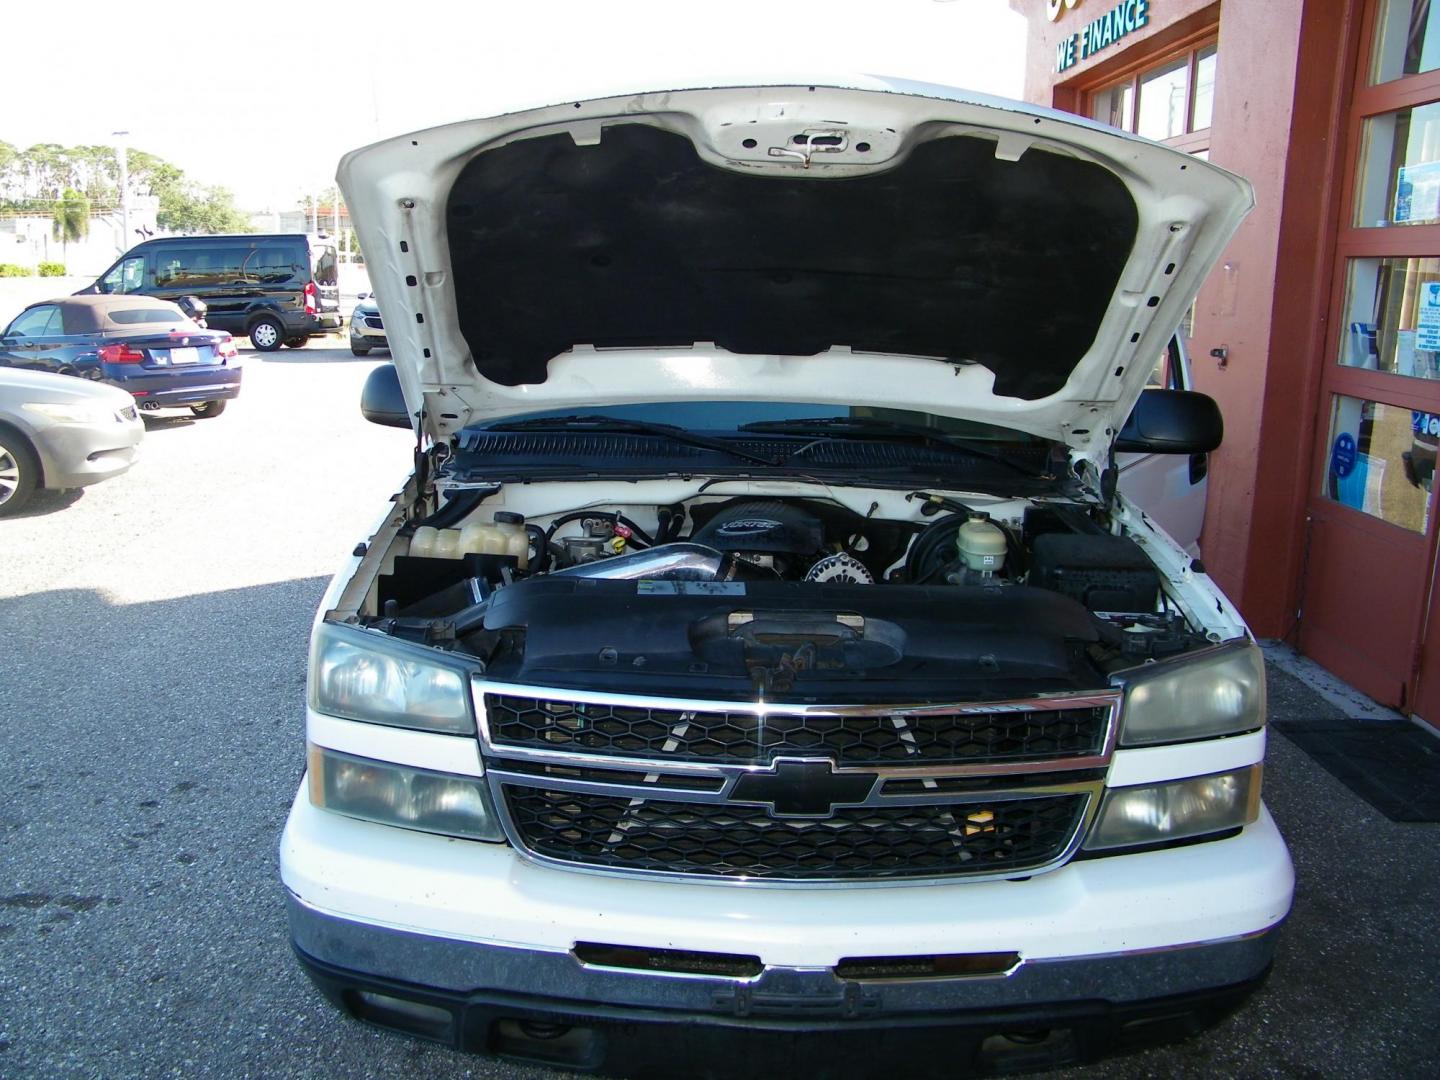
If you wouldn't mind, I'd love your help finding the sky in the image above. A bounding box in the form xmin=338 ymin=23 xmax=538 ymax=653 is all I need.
xmin=1 ymin=0 xmax=1027 ymax=211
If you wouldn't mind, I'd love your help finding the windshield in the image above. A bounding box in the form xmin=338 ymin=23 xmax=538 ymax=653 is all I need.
xmin=473 ymin=401 xmax=1043 ymax=443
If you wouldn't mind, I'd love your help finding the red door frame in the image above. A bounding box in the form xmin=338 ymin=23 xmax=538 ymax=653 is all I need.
xmin=1301 ymin=0 xmax=1440 ymax=721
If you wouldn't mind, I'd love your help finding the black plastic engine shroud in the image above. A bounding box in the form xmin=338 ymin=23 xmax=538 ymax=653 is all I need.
xmin=473 ymin=577 xmax=1106 ymax=700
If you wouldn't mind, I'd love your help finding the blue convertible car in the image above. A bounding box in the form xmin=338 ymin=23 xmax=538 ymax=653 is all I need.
xmin=0 ymin=295 xmax=242 ymax=418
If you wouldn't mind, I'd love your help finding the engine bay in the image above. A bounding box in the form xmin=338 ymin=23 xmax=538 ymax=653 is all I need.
xmin=345 ymin=484 xmax=1227 ymax=701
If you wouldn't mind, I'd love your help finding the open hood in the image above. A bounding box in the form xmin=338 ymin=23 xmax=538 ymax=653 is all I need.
xmin=338 ymin=79 xmax=1251 ymax=465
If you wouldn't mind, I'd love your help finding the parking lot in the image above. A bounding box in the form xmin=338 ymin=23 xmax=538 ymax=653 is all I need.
xmin=1 ymin=340 xmax=1438 ymax=1079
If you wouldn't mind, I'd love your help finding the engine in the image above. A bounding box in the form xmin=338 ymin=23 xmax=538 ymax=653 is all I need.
xmin=686 ymin=500 xmax=876 ymax=582
xmin=365 ymin=491 xmax=1209 ymax=692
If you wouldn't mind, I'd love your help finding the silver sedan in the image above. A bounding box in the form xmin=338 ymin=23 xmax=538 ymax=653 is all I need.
xmin=0 ymin=367 xmax=143 ymax=515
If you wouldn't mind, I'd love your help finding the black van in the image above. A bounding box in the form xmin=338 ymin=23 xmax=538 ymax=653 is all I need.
xmin=81 ymin=234 xmax=342 ymax=351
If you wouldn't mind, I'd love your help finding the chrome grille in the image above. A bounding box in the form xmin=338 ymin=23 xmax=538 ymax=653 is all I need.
xmin=477 ymin=680 xmax=1116 ymax=884
xmin=483 ymin=691 xmax=1111 ymax=766
xmin=501 ymin=785 xmax=1088 ymax=881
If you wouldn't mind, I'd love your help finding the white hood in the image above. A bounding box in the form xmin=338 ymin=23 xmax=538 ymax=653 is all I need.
xmin=338 ymin=78 xmax=1251 ymax=466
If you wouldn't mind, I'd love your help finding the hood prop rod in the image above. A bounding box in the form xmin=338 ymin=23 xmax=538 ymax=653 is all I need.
xmin=1099 ymin=439 xmax=1119 ymax=518
xmin=412 ymin=406 xmax=433 ymax=522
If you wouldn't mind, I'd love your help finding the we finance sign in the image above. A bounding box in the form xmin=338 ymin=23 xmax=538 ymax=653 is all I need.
xmin=1051 ymin=0 xmax=1153 ymax=72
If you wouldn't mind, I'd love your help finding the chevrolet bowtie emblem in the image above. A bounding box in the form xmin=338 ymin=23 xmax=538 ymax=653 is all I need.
xmin=729 ymin=759 xmax=876 ymax=817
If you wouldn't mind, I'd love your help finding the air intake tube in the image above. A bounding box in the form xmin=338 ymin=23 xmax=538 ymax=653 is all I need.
xmin=550 ymin=542 xmax=763 ymax=581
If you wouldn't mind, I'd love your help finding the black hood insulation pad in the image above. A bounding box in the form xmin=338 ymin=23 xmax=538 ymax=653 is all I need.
xmin=446 ymin=124 xmax=1138 ymax=400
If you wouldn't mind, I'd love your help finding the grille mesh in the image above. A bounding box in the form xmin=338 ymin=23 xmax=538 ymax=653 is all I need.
xmin=502 ymin=786 xmax=1087 ymax=880
xmin=484 ymin=694 xmax=1108 ymax=766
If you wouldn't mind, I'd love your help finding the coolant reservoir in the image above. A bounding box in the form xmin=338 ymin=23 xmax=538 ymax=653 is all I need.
xmin=459 ymin=512 xmax=530 ymax=568
xmin=956 ymin=516 xmax=1006 ymax=575
xmin=459 ymin=522 xmax=509 ymax=556
xmin=409 ymin=526 xmax=440 ymax=558
xmin=493 ymin=511 xmax=530 ymax=569
xmin=432 ymin=528 xmax=463 ymax=560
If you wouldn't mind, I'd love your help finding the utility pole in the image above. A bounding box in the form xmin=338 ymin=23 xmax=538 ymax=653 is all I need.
xmin=311 ymin=189 xmax=319 ymax=235
xmin=113 ymin=131 xmax=130 ymax=248
xmin=332 ymin=194 xmax=340 ymax=257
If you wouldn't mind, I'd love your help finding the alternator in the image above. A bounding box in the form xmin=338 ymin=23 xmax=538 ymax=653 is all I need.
xmin=804 ymin=552 xmax=874 ymax=584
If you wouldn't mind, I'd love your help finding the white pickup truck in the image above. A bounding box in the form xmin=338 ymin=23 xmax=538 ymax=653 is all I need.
xmin=279 ymin=79 xmax=1292 ymax=1076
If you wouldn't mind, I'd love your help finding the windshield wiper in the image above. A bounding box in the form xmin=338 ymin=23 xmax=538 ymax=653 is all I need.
xmin=738 ymin=417 xmax=1050 ymax=477
xmin=488 ymin=415 xmax=781 ymax=466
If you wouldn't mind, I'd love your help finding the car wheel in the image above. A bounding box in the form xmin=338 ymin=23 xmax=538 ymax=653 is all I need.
xmin=249 ymin=316 xmax=284 ymax=352
xmin=284 ymin=337 xmax=307 ymax=349
xmin=350 ymin=341 xmax=371 ymax=356
xmin=190 ymin=400 xmax=227 ymax=418
xmin=0 ymin=428 xmax=40 ymax=516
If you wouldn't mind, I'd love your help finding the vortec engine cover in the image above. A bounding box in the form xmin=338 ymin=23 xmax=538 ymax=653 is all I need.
xmin=689 ymin=500 xmax=824 ymax=555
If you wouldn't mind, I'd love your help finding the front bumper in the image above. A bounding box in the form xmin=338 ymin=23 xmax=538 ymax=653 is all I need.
xmin=289 ymin=894 xmax=1276 ymax=1073
xmin=31 ymin=417 xmax=143 ymax=489
xmin=282 ymin=787 xmax=1291 ymax=1069
xmin=350 ymin=319 xmax=387 ymax=346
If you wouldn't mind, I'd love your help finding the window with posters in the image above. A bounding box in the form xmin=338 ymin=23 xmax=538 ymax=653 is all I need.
xmin=1355 ymin=101 xmax=1440 ymax=226
xmin=1323 ymin=395 xmax=1432 ymax=532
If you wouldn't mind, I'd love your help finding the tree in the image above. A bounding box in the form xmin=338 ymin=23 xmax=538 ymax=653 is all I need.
xmin=0 ymin=141 xmax=18 ymax=201
xmin=1 ymin=142 xmax=252 ymax=233
xmin=51 ymin=188 xmax=89 ymax=258
xmin=156 ymin=183 xmax=251 ymax=234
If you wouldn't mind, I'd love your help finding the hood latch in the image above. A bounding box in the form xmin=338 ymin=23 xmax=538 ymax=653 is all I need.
xmin=768 ymin=129 xmax=849 ymax=169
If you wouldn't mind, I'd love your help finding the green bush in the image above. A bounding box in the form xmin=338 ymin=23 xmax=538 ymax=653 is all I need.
xmin=36 ymin=261 xmax=66 ymax=277
xmin=0 ymin=264 xmax=34 ymax=277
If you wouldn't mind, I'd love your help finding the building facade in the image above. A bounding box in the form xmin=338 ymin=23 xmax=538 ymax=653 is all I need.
xmin=1 ymin=196 xmax=160 ymax=278
xmin=1012 ymin=0 xmax=1440 ymax=726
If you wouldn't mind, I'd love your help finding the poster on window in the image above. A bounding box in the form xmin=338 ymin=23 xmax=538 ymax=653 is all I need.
xmin=1418 ymin=281 xmax=1440 ymax=352
xmin=1394 ymin=161 xmax=1440 ymax=225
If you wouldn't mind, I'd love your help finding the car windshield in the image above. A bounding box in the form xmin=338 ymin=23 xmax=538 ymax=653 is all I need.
xmin=472 ymin=401 xmax=1042 ymax=443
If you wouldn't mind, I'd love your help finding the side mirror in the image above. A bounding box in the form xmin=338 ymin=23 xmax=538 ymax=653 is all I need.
xmin=1115 ymin=389 xmax=1223 ymax=454
xmin=356 ymin=291 xmax=370 ymax=300
xmin=359 ymin=362 xmax=413 ymax=429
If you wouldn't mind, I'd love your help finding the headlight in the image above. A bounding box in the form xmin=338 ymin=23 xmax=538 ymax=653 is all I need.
xmin=22 ymin=401 xmax=117 ymax=425
xmin=1084 ymin=766 xmax=1261 ymax=851
xmin=1113 ymin=642 xmax=1265 ymax=747
xmin=309 ymin=620 xmax=474 ymax=734
xmin=308 ymin=744 xmax=502 ymax=841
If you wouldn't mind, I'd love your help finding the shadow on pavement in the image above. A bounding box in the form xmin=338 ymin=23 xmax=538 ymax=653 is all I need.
xmin=0 ymin=486 xmax=84 ymax=519
xmin=141 ymin=414 xmax=198 ymax=432
xmin=0 ymin=577 xmax=342 ymax=1076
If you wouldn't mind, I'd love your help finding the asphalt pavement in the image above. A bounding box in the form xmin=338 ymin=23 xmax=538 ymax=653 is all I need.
xmin=0 ymin=343 xmax=1436 ymax=1078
